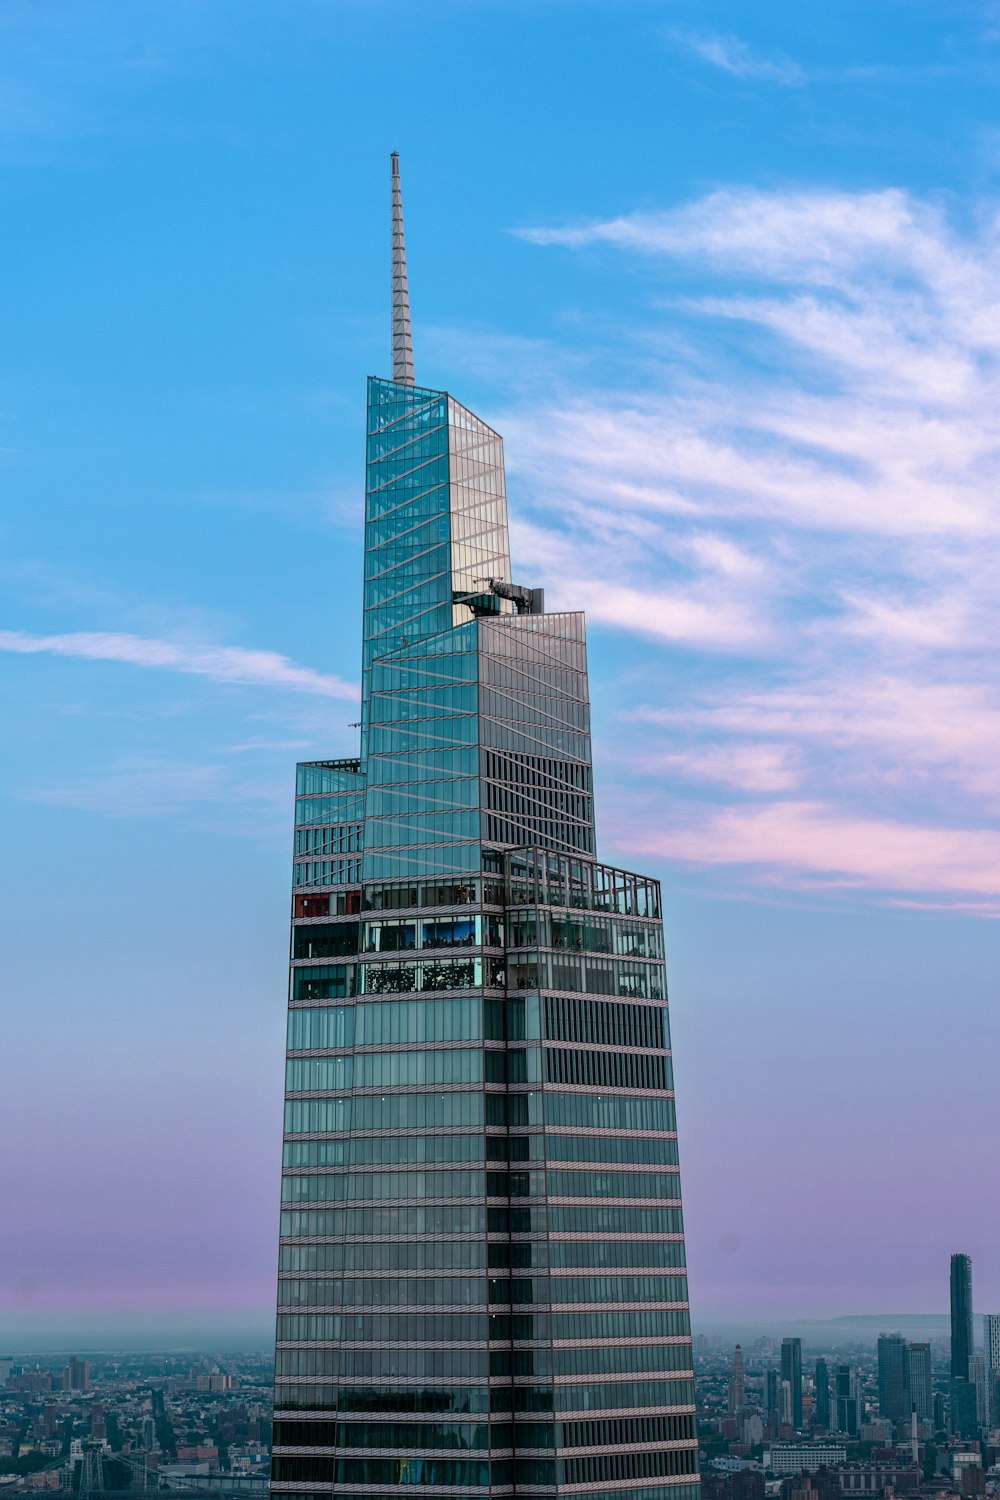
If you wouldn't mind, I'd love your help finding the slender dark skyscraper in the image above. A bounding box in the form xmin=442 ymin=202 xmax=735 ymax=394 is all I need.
xmin=269 ymin=156 xmax=700 ymax=1500
xmin=781 ymin=1338 xmax=803 ymax=1429
xmin=951 ymin=1253 xmax=974 ymax=1380
xmin=814 ymin=1359 xmax=830 ymax=1429
xmin=877 ymin=1333 xmax=909 ymax=1427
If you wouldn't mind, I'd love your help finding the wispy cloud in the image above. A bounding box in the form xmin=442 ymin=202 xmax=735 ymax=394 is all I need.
xmin=0 ymin=630 xmax=357 ymax=700
xmin=24 ymin=755 xmax=287 ymax=820
xmin=510 ymin=187 xmax=1000 ymax=909
xmin=669 ymin=30 xmax=805 ymax=87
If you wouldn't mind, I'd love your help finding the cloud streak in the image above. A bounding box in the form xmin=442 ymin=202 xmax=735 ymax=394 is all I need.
xmin=0 ymin=629 xmax=357 ymax=699
xmin=510 ymin=187 xmax=1000 ymax=908
xmin=669 ymin=31 xmax=805 ymax=87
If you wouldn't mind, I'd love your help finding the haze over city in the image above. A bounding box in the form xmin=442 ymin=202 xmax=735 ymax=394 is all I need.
xmin=3 ymin=0 xmax=1000 ymax=1362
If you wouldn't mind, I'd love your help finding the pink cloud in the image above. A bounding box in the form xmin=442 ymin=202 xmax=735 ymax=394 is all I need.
xmin=627 ymin=799 xmax=1000 ymax=902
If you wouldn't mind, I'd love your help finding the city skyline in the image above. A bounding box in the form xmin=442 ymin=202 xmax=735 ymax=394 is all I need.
xmin=3 ymin=0 xmax=1000 ymax=1340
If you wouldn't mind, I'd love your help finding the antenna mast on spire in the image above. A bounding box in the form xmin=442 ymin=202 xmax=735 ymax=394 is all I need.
xmin=390 ymin=152 xmax=415 ymax=385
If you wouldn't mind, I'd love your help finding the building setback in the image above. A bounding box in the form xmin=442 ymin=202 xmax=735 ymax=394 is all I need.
xmin=268 ymin=155 xmax=701 ymax=1500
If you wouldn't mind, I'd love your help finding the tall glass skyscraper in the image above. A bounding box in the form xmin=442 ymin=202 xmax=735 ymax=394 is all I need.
xmin=269 ymin=154 xmax=700 ymax=1500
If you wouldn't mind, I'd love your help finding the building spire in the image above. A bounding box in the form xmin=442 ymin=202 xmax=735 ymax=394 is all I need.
xmin=390 ymin=152 xmax=415 ymax=385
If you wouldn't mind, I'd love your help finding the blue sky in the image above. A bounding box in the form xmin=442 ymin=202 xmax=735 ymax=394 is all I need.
xmin=3 ymin=0 xmax=1000 ymax=1339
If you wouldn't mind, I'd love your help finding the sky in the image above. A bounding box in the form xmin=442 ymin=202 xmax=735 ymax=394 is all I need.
xmin=3 ymin=0 xmax=1000 ymax=1346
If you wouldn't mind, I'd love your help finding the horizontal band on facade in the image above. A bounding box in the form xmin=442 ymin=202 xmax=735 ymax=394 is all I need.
xmin=272 ymin=1439 xmax=696 ymax=1458
xmin=279 ymin=1125 xmax=678 ymax=1140
xmin=275 ymin=1336 xmax=689 ymax=1351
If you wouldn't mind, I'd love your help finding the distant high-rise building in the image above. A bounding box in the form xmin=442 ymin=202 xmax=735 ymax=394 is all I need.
xmin=878 ymin=1332 xmax=910 ymax=1427
xmin=64 ymin=1357 xmax=90 ymax=1393
xmin=268 ymin=153 xmax=701 ymax=1500
xmin=907 ymin=1341 xmax=932 ymax=1423
xmin=952 ymin=1253 xmax=974 ymax=1381
xmin=970 ymin=1353 xmax=988 ymax=1427
xmin=729 ymin=1344 xmax=747 ymax=1411
xmin=834 ymin=1364 xmax=861 ymax=1437
xmin=983 ymin=1314 xmax=1000 ymax=1426
xmin=782 ymin=1338 xmax=804 ymax=1428
xmin=764 ymin=1369 xmax=781 ymax=1418
xmin=814 ymin=1359 xmax=831 ymax=1429
xmin=951 ymin=1377 xmax=978 ymax=1439
xmin=933 ymin=1390 xmax=946 ymax=1431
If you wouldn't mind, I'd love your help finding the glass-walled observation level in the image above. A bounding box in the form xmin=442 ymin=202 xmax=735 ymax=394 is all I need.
xmin=362 ymin=376 xmax=514 ymax=750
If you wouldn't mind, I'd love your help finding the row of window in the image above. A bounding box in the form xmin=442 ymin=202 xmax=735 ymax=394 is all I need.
xmin=507 ymin=951 xmax=666 ymax=1000
xmin=560 ymin=1410 xmax=696 ymax=1449
xmin=364 ymin=508 xmax=449 ymax=574
xmin=544 ymin=992 xmax=667 ymax=1050
xmin=276 ymin=1272 xmax=688 ymax=1309
xmin=281 ymin=1131 xmax=681 ymax=1171
xmin=506 ymin=871 xmax=661 ymax=921
xmin=273 ymin=1411 xmax=696 ymax=1452
xmin=272 ymin=1450 xmax=696 ymax=1486
xmin=272 ymin=1456 xmax=494 ymax=1486
xmin=286 ymin=996 xmax=492 ymax=1050
xmin=563 ymin=1446 xmax=699 ymax=1485
xmin=363 ymin=914 xmax=503 ymax=952
xmin=271 ymin=1377 xmax=697 ymax=1416
xmin=292 ymin=857 xmax=361 ymax=889
xmin=293 ymin=823 xmax=363 ymax=857
xmin=554 ymin=1341 xmax=693 ymax=1377
xmin=279 ymin=1277 xmax=484 ymax=1309
xmin=274 ymin=1485 xmax=698 ymax=1500
xmin=277 ymin=1235 xmax=686 ymax=1275
xmin=291 ymin=923 xmax=359 ymax=961
xmin=280 ymin=1165 xmax=681 ymax=1207
xmin=366 ymin=745 xmax=482 ymax=791
xmin=273 ymin=1419 xmax=498 ymax=1450
xmin=361 ymin=875 xmax=497 ymax=911
xmin=363 ymin=543 xmax=453 ymax=611
xmin=484 ymin=747 xmax=591 ymax=793
xmin=283 ymin=1089 xmax=483 ymax=1136
xmin=538 ymin=911 xmax=666 ymax=960
xmin=544 ymin=1132 xmax=680 ymax=1166
xmin=280 ymin=1206 xmax=485 ymax=1238
xmin=279 ymin=1202 xmax=686 ymax=1239
xmin=275 ymin=1348 xmax=490 ymax=1380
xmin=294 ymin=761 xmax=362 ymax=798
xmin=484 ymin=811 xmax=593 ymax=856
xmin=294 ymin=889 xmax=359 ymax=918
xmin=545 ymin=1046 xmax=673 ymax=1092
xmin=367 ymin=718 xmax=478 ymax=759
xmin=285 ymin=1046 xmax=490 ymax=1094
xmin=281 ymin=1087 xmax=678 ymax=1137
xmin=276 ymin=1307 xmax=691 ymax=1344
xmin=282 ymin=1132 xmax=484 ymax=1169
xmin=279 ymin=1241 xmax=486 ymax=1274
xmin=484 ymin=776 xmax=593 ymax=831
xmin=274 ymin=1341 xmax=693 ymax=1382
xmin=294 ymin=792 xmax=365 ymax=828
xmin=362 ymin=955 xmax=505 ymax=993
xmin=280 ymin=1169 xmax=485 ymax=1204
xmin=291 ymin=973 xmax=667 ymax=1025
xmin=276 ymin=1385 xmax=490 ymax=1414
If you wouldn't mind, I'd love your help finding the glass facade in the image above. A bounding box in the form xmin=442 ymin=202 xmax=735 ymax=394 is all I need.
xmin=272 ymin=171 xmax=698 ymax=1500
